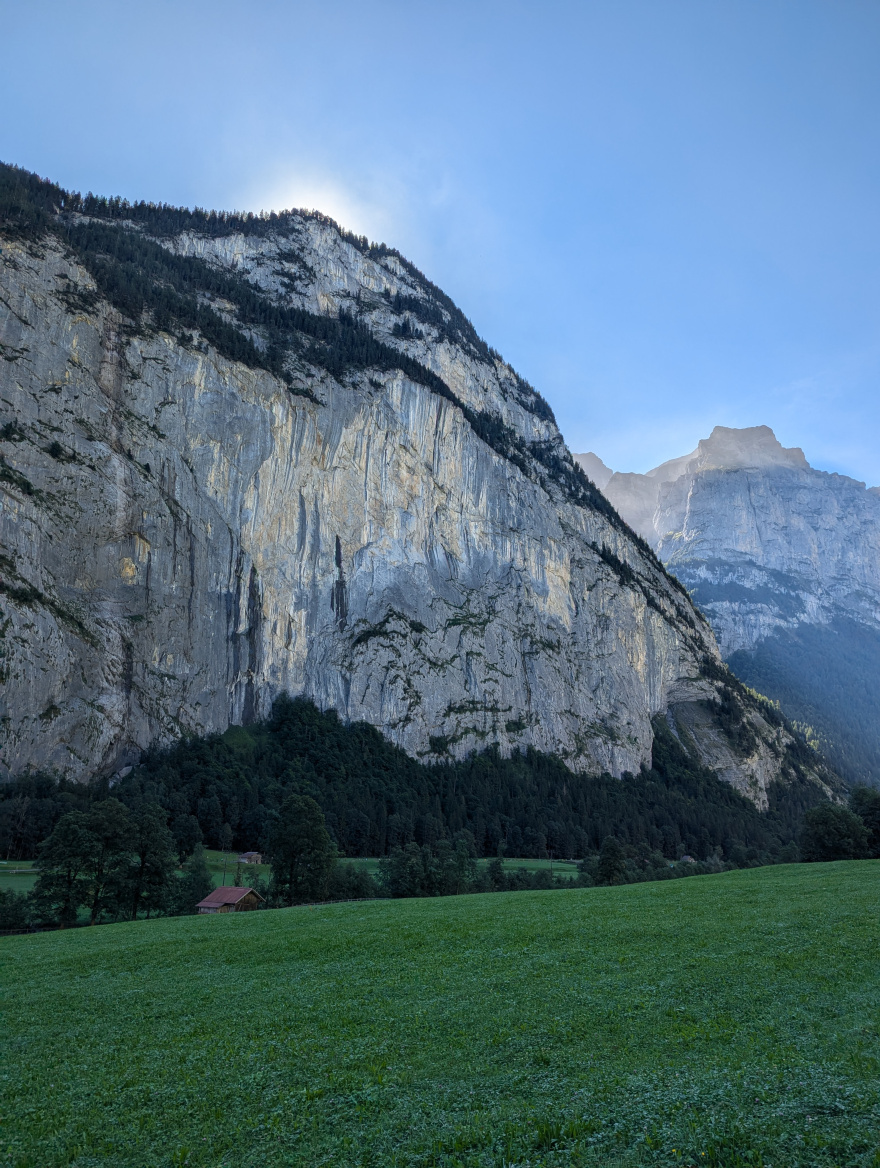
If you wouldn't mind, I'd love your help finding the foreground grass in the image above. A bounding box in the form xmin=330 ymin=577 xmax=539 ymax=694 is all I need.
xmin=2 ymin=864 xmax=878 ymax=1168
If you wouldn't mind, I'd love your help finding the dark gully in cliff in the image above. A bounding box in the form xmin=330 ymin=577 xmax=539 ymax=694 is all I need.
xmin=0 ymin=163 xmax=839 ymax=810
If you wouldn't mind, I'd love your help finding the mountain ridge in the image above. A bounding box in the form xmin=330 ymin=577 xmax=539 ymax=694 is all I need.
xmin=0 ymin=163 xmax=838 ymax=808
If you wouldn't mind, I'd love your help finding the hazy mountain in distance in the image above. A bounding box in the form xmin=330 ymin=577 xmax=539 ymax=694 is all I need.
xmin=582 ymin=425 xmax=880 ymax=785
xmin=574 ymin=451 xmax=613 ymax=490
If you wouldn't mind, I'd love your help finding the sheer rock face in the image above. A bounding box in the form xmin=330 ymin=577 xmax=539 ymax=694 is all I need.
xmin=587 ymin=425 xmax=880 ymax=654
xmin=0 ymin=225 xmax=824 ymax=804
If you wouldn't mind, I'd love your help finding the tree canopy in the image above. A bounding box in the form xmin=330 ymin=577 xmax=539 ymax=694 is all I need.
xmin=800 ymin=804 xmax=870 ymax=862
xmin=266 ymin=794 xmax=335 ymax=905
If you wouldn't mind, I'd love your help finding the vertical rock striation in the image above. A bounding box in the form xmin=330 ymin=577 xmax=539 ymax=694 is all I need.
xmin=0 ymin=171 xmax=835 ymax=804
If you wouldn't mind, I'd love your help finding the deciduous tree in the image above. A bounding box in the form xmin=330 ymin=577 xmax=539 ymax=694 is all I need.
xmin=266 ymin=794 xmax=335 ymax=905
xmin=597 ymin=836 xmax=627 ymax=885
xmin=32 ymin=812 xmax=93 ymax=926
xmin=126 ymin=803 xmax=178 ymax=919
xmin=168 ymin=843 xmax=213 ymax=915
xmin=800 ymin=804 xmax=869 ymax=862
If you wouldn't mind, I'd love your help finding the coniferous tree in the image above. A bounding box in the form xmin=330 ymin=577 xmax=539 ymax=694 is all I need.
xmin=850 ymin=787 xmax=880 ymax=858
xmin=0 ymin=889 xmax=30 ymax=932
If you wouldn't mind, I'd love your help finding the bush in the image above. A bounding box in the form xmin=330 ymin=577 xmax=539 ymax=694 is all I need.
xmin=378 ymin=837 xmax=479 ymax=898
xmin=0 ymin=889 xmax=30 ymax=932
xmin=327 ymin=863 xmax=380 ymax=902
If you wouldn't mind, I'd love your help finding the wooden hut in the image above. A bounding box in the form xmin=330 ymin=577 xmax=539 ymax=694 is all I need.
xmin=237 ymin=851 xmax=263 ymax=865
xmin=196 ymin=886 xmax=264 ymax=914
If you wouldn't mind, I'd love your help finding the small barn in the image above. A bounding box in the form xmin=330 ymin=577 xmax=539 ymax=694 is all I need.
xmin=196 ymin=886 xmax=265 ymax=914
xmin=237 ymin=851 xmax=263 ymax=865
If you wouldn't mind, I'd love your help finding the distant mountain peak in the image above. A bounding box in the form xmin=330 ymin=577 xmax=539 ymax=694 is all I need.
xmin=690 ymin=425 xmax=809 ymax=474
xmin=576 ymin=426 xmax=811 ymax=495
xmin=639 ymin=425 xmax=809 ymax=483
xmin=578 ymin=423 xmax=880 ymax=786
xmin=574 ymin=451 xmax=613 ymax=490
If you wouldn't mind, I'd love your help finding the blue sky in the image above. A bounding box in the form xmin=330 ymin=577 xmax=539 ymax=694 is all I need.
xmin=3 ymin=1 xmax=879 ymax=482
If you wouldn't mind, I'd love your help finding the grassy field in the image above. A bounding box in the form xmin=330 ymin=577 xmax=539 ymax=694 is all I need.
xmin=0 ymin=860 xmax=36 ymax=893
xmin=2 ymin=864 xmax=878 ymax=1168
xmin=203 ymin=850 xmax=269 ymax=887
xmin=343 ymin=855 xmax=581 ymax=879
xmin=203 ymin=852 xmax=581 ymax=886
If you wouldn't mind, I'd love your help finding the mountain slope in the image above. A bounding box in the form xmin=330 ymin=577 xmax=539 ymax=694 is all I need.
xmin=585 ymin=425 xmax=880 ymax=784
xmin=0 ymin=165 xmax=835 ymax=806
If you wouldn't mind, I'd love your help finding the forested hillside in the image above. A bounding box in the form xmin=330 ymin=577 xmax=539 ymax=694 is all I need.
xmin=728 ymin=617 xmax=880 ymax=786
xmin=0 ymin=696 xmax=823 ymax=866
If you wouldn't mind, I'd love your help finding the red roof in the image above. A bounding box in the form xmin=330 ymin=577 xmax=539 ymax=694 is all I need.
xmin=196 ymin=885 xmax=264 ymax=908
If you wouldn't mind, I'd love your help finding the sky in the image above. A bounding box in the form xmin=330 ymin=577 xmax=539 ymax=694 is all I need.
xmin=3 ymin=0 xmax=879 ymax=482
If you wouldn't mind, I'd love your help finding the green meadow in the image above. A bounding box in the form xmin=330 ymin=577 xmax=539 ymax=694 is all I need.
xmin=0 ymin=861 xmax=36 ymax=894
xmin=2 ymin=864 xmax=879 ymax=1168
xmin=201 ymin=852 xmax=581 ymax=886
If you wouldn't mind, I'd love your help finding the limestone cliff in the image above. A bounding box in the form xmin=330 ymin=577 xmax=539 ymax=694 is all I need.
xmin=0 ymin=167 xmax=835 ymax=806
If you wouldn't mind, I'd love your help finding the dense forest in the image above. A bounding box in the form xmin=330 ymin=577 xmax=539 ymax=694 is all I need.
xmin=2 ymin=700 xmax=876 ymax=930
xmin=0 ymin=696 xmax=829 ymax=869
xmin=729 ymin=617 xmax=880 ymax=788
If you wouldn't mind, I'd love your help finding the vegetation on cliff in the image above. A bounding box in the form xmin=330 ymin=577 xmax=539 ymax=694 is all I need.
xmin=729 ymin=616 xmax=880 ymax=788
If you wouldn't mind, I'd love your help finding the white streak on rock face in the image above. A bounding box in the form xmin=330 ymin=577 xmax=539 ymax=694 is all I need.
xmin=0 ymin=234 xmax=818 ymax=804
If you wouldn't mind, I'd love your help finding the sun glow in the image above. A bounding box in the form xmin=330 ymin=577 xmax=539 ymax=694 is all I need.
xmin=235 ymin=170 xmax=396 ymax=244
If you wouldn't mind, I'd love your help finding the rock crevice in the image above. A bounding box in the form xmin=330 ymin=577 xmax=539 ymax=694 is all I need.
xmin=0 ymin=208 xmax=832 ymax=802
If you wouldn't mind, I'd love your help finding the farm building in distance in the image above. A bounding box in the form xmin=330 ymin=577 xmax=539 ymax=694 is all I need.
xmin=196 ymin=886 xmax=264 ymax=914
xmin=237 ymin=851 xmax=263 ymax=864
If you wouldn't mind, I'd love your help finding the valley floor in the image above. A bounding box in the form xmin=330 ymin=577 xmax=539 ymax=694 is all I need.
xmin=2 ymin=864 xmax=879 ymax=1167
